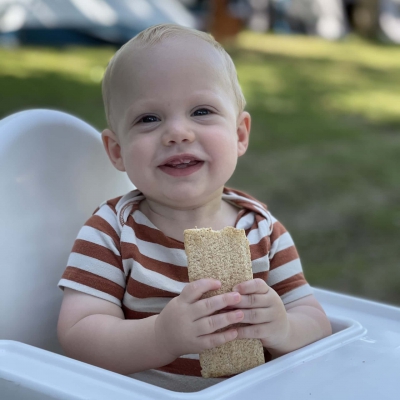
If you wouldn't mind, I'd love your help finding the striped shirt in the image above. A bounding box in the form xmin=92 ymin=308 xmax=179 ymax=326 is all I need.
xmin=58 ymin=187 xmax=312 ymax=377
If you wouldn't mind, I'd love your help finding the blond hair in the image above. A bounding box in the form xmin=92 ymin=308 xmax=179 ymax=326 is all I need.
xmin=102 ymin=23 xmax=246 ymax=132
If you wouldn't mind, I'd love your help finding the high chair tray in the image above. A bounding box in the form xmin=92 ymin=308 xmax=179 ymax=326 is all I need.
xmin=1 ymin=288 xmax=399 ymax=399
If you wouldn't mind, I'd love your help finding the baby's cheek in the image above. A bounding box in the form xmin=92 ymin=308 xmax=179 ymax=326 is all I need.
xmin=122 ymin=152 xmax=150 ymax=188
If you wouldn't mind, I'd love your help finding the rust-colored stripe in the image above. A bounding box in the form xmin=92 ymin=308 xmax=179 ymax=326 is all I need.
xmin=157 ymin=358 xmax=202 ymax=377
xmin=253 ymin=271 xmax=269 ymax=282
xmin=72 ymin=239 xmax=123 ymax=271
xmin=126 ymin=276 xmax=178 ymax=299
xmin=121 ymin=304 xmax=157 ymax=320
xmin=122 ymin=242 xmax=189 ymax=282
xmin=62 ymin=266 xmax=124 ymax=300
xmin=127 ymin=215 xmax=185 ymax=250
xmin=249 ymin=237 xmax=270 ymax=260
xmin=85 ymin=215 xmax=120 ymax=249
xmin=271 ymin=273 xmax=308 ymax=296
xmin=270 ymin=246 xmax=299 ymax=270
xmin=107 ymin=196 xmax=123 ymax=211
xmin=270 ymin=221 xmax=287 ymax=243
xmin=264 ymin=348 xmax=272 ymax=362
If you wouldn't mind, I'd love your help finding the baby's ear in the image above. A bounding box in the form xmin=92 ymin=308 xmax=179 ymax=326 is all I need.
xmin=236 ymin=111 xmax=251 ymax=157
xmin=101 ymin=129 xmax=126 ymax=171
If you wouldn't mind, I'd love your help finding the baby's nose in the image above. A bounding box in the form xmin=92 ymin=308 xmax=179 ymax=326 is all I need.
xmin=162 ymin=120 xmax=195 ymax=145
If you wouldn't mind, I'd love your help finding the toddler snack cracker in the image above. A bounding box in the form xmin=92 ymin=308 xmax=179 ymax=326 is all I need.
xmin=184 ymin=227 xmax=265 ymax=378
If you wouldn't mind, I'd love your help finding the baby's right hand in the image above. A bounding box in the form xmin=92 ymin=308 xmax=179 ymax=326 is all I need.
xmin=154 ymin=278 xmax=243 ymax=360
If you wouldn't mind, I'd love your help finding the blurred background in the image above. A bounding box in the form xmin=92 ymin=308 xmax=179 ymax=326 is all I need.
xmin=0 ymin=0 xmax=399 ymax=306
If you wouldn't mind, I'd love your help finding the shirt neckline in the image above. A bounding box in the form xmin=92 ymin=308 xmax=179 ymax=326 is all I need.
xmin=132 ymin=198 xmax=243 ymax=244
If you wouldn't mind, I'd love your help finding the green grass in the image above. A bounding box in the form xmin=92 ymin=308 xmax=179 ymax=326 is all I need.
xmin=1 ymin=33 xmax=399 ymax=305
xmin=0 ymin=46 xmax=113 ymax=128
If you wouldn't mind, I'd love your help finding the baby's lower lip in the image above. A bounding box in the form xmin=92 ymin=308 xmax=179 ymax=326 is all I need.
xmin=158 ymin=161 xmax=204 ymax=177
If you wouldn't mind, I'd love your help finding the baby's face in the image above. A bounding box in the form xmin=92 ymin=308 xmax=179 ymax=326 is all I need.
xmin=107 ymin=36 xmax=249 ymax=209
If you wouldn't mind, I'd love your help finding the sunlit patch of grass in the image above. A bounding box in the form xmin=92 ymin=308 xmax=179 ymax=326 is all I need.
xmin=0 ymin=46 xmax=116 ymax=128
xmin=234 ymin=31 xmax=400 ymax=131
xmin=237 ymin=32 xmax=400 ymax=69
xmin=330 ymin=90 xmax=400 ymax=122
xmin=0 ymin=46 xmax=114 ymax=81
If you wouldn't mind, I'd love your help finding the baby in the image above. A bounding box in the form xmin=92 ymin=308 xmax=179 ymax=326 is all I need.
xmin=57 ymin=23 xmax=331 ymax=392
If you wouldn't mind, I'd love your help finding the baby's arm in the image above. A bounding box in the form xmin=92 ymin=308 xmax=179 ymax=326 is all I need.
xmin=232 ymin=279 xmax=332 ymax=358
xmin=57 ymin=279 xmax=243 ymax=375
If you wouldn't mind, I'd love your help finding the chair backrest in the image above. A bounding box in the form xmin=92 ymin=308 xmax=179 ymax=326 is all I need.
xmin=0 ymin=110 xmax=134 ymax=353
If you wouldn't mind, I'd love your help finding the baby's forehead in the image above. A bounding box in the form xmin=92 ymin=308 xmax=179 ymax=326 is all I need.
xmin=105 ymin=34 xmax=240 ymax=126
xmin=116 ymin=35 xmax=225 ymax=76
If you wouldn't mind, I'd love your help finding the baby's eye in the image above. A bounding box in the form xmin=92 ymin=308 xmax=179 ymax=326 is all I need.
xmin=192 ymin=108 xmax=212 ymax=117
xmin=139 ymin=115 xmax=160 ymax=123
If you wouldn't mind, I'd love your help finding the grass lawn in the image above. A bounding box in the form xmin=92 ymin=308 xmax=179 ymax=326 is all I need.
xmin=1 ymin=32 xmax=399 ymax=305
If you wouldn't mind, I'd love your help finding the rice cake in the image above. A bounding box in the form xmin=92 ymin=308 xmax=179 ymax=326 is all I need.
xmin=184 ymin=226 xmax=265 ymax=378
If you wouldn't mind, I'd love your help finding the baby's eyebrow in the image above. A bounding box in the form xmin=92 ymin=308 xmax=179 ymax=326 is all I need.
xmin=124 ymin=100 xmax=159 ymax=120
xmin=128 ymin=98 xmax=160 ymax=110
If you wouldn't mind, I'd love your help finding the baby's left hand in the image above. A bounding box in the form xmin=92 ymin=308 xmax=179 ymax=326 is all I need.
xmin=231 ymin=278 xmax=289 ymax=350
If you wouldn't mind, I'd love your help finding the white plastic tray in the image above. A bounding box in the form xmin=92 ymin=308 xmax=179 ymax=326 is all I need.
xmin=0 ymin=310 xmax=368 ymax=399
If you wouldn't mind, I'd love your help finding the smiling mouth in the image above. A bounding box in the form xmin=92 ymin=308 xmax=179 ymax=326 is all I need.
xmin=159 ymin=156 xmax=204 ymax=177
xmin=165 ymin=160 xmax=201 ymax=169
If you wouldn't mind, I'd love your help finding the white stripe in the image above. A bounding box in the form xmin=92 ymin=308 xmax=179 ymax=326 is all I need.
xmin=180 ymin=354 xmax=199 ymax=360
xmin=223 ymin=192 xmax=266 ymax=211
xmin=58 ymin=279 xmax=121 ymax=306
xmin=269 ymin=232 xmax=295 ymax=259
xmin=123 ymin=292 xmax=171 ymax=313
xmin=281 ymin=284 xmax=313 ymax=305
xmin=269 ymin=231 xmax=294 ymax=257
xmin=78 ymin=226 xmax=120 ymax=256
xmin=267 ymin=259 xmax=303 ymax=286
xmin=247 ymin=219 xmax=271 ymax=245
xmin=95 ymin=204 xmax=120 ymax=235
xmin=123 ymin=227 xmax=187 ymax=267
xmin=129 ymin=259 xmax=187 ymax=294
xmin=251 ymin=254 xmax=270 ymax=274
xmin=235 ymin=212 xmax=255 ymax=230
xmin=67 ymin=252 xmax=126 ymax=287
xmin=132 ymin=210 xmax=159 ymax=230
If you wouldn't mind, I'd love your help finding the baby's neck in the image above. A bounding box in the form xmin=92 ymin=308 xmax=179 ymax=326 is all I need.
xmin=139 ymin=196 xmax=239 ymax=242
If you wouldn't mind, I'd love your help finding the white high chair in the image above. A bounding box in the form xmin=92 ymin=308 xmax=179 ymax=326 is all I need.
xmin=0 ymin=109 xmax=133 ymax=353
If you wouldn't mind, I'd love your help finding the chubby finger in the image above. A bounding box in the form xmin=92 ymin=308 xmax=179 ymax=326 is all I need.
xmin=197 ymin=309 xmax=244 ymax=336
xmin=227 ymin=293 xmax=270 ymax=309
xmin=180 ymin=279 xmax=221 ymax=304
xmin=238 ymin=307 xmax=271 ymax=324
xmin=199 ymin=329 xmax=238 ymax=350
xmin=236 ymin=323 xmax=268 ymax=340
xmin=233 ymin=278 xmax=269 ymax=295
xmin=193 ymin=292 xmax=241 ymax=320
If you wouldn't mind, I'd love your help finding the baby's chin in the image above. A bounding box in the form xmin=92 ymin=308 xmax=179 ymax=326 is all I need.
xmin=144 ymin=186 xmax=224 ymax=211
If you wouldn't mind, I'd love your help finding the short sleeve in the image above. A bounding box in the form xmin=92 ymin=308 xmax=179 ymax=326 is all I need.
xmin=58 ymin=202 xmax=126 ymax=307
xmin=267 ymin=217 xmax=313 ymax=304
